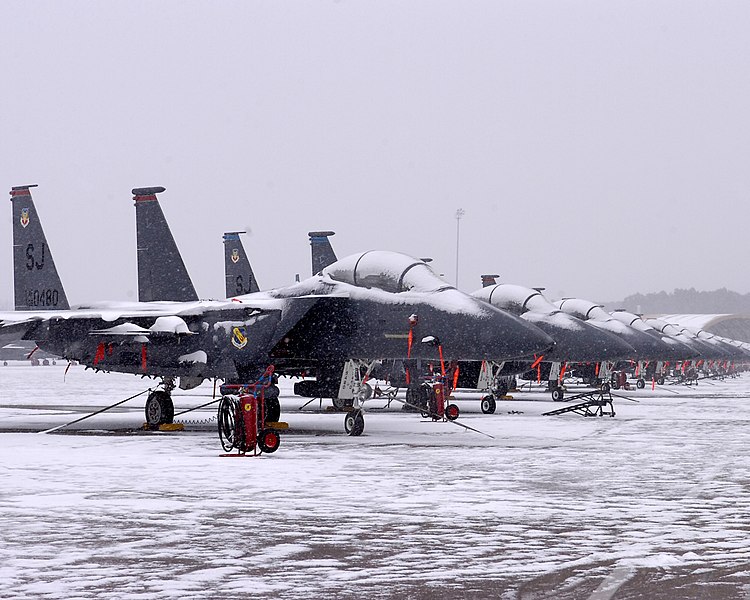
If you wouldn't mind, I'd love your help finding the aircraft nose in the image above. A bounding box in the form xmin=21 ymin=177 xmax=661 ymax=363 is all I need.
xmin=427 ymin=294 xmax=554 ymax=361
xmin=521 ymin=312 xmax=636 ymax=362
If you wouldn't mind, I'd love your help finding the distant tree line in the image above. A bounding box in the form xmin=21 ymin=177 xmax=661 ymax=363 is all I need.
xmin=605 ymin=288 xmax=750 ymax=315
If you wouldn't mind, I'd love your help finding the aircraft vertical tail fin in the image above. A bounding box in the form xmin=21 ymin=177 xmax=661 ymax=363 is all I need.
xmin=10 ymin=185 xmax=70 ymax=310
xmin=133 ymin=187 xmax=198 ymax=302
xmin=308 ymin=231 xmax=337 ymax=275
xmin=481 ymin=274 xmax=500 ymax=288
xmin=223 ymin=231 xmax=260 ymax=297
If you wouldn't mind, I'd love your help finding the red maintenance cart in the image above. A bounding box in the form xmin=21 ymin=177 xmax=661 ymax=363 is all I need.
xmin=217 ymin=366 xmax=286 ymax=456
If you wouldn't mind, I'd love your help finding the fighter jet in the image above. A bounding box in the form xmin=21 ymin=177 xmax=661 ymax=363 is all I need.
xmin=3 ymin=185 xmax=554 ymax=436
xmin=470 ymin=281 xmax=637 ymax=400
xmin=609 ymin=309 xmax=701 ymax=385
xmin=554 ymin=297 xmax=688 ymax=383
xmin=305 ymin=234 xmax=635 ymax=406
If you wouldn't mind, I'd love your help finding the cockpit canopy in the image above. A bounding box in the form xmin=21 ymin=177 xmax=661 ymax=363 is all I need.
xmin=472 ymin=284 xmax=559 ymax=316
xmin=322 ymin=251 xmax=451 ymax=294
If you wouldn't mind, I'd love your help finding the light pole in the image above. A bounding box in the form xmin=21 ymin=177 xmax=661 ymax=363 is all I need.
xmin=455 ymin=208 xmax=465 ymax=288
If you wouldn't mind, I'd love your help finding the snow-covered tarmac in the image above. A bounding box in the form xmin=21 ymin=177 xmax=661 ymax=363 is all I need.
xmin=1 ymin=363 xmax=750 ymax=599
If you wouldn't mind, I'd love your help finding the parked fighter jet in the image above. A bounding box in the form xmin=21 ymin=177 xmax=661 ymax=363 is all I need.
xmin=609 ymin=309 xmax=700 ymax=385
xmin=471 ymin=283 xmax=636 ymax=400
xmin=3 ymin=185 xmax=554 ymax=436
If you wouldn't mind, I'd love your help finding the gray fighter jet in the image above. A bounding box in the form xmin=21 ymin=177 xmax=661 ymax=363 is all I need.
xmin=3 ymin=185 xmax=554 ymax=436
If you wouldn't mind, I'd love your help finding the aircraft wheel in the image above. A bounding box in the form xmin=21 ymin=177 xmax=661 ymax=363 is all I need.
xmin=657 ymin=376 xmax=665 ymax=386
xmin=264 ymin=397 xmax=281 ymax=423
xmin=332 ymin=396 xmax=352 ymax=410
xmin=446 ymin=403 xmax=460 ymax=421
xmin=601 ymin=382 xmax=611 ymax=393
xmin=344 ymin=410 xmax=365 ymax=436
xmin=551 ymin=388 xmax=564 ymax=402
xmin=258 ymin=429 xmax=281 ymax=454
xmin=636 ymin=378 xmax=646 ymax=389
xmin=145 ymin=390 xmax=174 ymax=427
xmin=481 ymin=396 xmax=496 ymax=414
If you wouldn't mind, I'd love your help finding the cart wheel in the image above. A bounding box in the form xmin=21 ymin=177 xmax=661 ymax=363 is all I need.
xmin=264 ymin=397 xmax=281 ymax=423
xmin=636 ymin=378 xmax=646 ymax=389
xmin=258 ymin=429 xmax=280 ymax=454
xmin=481 ymin=396 xmax=496 ymax=414
xmin=657 ymin=376 xmax=665 ymax=386
xmin=344 ymin=410 xmax=365 ymax=436
xmin=551 ymin=388 xmax=564 ymax=402
xmin=446 ymin=403 xmax=460 ymax=421
xmin=601 ymin=382 xmax=611 ymax=393
xmin=145 ymin=390 xmax=174 ymax=427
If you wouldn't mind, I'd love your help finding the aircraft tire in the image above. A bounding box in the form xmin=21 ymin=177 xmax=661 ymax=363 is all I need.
xmin=446 ymin=403 xmax=460 ymax=421
xmin=636 ymin=378 xmax=646 ymax=389
xmin=332 ymin=396 xmax=353 ymax=410
xmin=344 ymin=410 xmax=365 ymax=436
xmin=258 ymin=429 xmax=280 ymax=454
xmin=481 ymin=396 xmax=496 ymax=414
xmin=145 ymin=390 xmax=174 ymax=427
xmin=551 ymin=388 xmax=564 ymax=402
xmin=264 ymin=397 xmax=281 ymax=423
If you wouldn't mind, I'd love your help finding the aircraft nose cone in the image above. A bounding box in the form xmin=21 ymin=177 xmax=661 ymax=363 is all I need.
xmin=586 ymin=319 xmax=681 ymax=361
xmin=428 ymin=293 xmax=554 ymax=361
xmin=643 ymin=330 xmax=701 ymax=361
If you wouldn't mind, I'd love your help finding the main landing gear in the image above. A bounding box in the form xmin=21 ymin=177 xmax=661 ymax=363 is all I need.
xmin=145 ymin=377 xmax=176 ymax=428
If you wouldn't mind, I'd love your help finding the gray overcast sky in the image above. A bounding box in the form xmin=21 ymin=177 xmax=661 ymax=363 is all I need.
xmin=3 ymin=1 xmax=750 ymax=309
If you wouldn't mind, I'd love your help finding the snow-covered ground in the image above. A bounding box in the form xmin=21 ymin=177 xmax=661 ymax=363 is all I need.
xmin=2 ymin=363 xmax=750 ymax=599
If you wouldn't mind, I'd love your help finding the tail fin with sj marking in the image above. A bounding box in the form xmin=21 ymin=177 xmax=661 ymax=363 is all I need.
xmin=10 ymin=185 xmax=70 ymax=310
xmin=309 ymin=231 xmax=337 ymax=275
xmin=223 ymin=231 xmax=260 ymax=297
xmin=133 ymin=187 xmax=198 ymax=302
